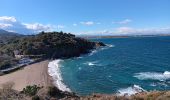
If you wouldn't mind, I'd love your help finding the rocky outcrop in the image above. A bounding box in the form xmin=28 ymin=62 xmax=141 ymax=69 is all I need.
xmin=95 ymin=42 xmax=106 ymax=47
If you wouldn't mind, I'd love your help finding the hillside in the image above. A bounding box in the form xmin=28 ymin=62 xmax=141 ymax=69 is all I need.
xmin=1 ymin=85 xmax=170 ymax=100
xmin=0 ymin=29 xmax=23 ymax=44
xmin=0 ymin=31 xmax=105 ymax=70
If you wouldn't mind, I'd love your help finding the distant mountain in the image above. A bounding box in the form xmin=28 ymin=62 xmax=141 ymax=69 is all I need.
xmin=79 ymin=34 xmax=170 ymax=39
xmin=0 ymin=29 xmax=21 ymax=36
xmin=0 ymin=29 xmax=23 ymax=44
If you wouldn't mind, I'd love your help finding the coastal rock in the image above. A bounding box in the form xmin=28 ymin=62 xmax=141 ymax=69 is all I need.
xmin=95 ymin=42 xmax=106 ymax=47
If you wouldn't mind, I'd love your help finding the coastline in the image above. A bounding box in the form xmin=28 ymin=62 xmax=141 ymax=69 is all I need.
xmin=48 ymin=59 xmax=71 ymax=92
xmin=0 ymin=46 xmax=170 ymax=99
xmin=0 ymin=60 xmax=53 ymax=91
xmin=0 ymin=44 xmax=107 ymax=93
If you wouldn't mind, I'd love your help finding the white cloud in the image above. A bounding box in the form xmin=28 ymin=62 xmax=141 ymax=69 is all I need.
xmin=73 ymin=23 xmax=77 ymax=26
xmin=1 ymin=16 xmax=169 ymax=36
xmin=0 ymin=16 xmax=17 ymax=22
xmin=116 ymin=27 xmax=134 ymax=33
xmin=76 ymin=21 xmax=101 ymax=26
xmin=80 ymin=21 xmax=94 ymax=26
xmin=78 ymin=30 xmax=113 ymax=36
xmin=113 ymin=19 xmax=132 ymax=24
xmin=57 ymin=25 xmax=65 ymax=29
xmin=77 ymin=27 xmax=170 ymax=36
xmin=0 ymin=23 xmax=13 ymax=28
xmin=116 ymin=27 xmax=170 ymax=35
xmin=24 ymin=23 xmax=52 ymax=32
xmin=0 ymin=16 xmax=54 ymax=34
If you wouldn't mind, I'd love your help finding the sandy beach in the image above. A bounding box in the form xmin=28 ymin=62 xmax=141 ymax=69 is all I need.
xmin=0 ymin=60 xmax=53 ymax=91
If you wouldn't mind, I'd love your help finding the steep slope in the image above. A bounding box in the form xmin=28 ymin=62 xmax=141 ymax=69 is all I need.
xmin=0 ymin=29 xmax=23 ymax=44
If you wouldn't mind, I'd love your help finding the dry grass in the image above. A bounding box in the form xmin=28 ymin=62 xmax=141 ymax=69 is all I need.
xmin=1 ymin=84 xmax=170 ymax=100
xmin=65 ymin=91 xmax=170 ymax=100
xmin=0 ymin=82 xmax=26 ymax=100
xmin=2 ymin=81 xmax=14 ymax=91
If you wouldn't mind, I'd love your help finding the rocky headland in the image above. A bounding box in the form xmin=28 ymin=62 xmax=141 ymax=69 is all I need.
xmin=0 ymin=31 xmax=105 ymax=70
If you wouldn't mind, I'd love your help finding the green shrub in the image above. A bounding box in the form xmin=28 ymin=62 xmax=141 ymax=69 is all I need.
xmin=0 ymin=60 xmax=11 ymax=69
xmin=48 ymin=86 xmax=61 ymax=97
xmin=32 ymin=95 xmax=40 ymax=100
xmin=23 ymin=85 xmax=41 ymax=96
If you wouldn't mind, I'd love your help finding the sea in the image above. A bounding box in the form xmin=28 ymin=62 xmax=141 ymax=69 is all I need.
xmin=48 ymin=36 xmax=170 ymax=96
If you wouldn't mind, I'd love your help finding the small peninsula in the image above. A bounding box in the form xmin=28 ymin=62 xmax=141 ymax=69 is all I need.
xmin=0 ymin=31 xmax=105 ymax=72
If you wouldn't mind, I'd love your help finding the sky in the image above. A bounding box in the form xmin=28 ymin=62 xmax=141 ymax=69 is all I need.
xmin=0 ymin=0 xmax=170 ymax=35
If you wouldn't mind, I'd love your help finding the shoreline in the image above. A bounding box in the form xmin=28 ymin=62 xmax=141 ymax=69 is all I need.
xmin=0 ymin=60 xmax=53 ymax=91
xmin=0 ymin=44 xmax=145 ymax=96
xmin=48 ymin=59 xmax=71 ymax=92
xmin=0 ymin=59 xmax=169 ymax=99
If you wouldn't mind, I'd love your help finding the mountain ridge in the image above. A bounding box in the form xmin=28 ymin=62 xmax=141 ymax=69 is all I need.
xmin=0 ymin=29 xmax=23 ymax=44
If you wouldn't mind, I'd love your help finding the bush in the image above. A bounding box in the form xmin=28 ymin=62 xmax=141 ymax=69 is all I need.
xmin=23 ymin=85 xmax=41 ymax=96
xmin=0 ymin=60 xmax=11 ymax=70
xmin=32 ymin=95 xmax=40 ymax=100
xmin=48 ymin=86 xmax=62 ymax=97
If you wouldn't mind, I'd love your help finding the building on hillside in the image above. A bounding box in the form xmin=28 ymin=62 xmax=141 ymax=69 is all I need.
xmin=13 ymin=50 xmax=24 ymax=59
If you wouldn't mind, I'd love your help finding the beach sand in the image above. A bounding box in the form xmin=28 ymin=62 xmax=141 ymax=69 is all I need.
xmin=0 ymin=60 xmax=53 ymax=91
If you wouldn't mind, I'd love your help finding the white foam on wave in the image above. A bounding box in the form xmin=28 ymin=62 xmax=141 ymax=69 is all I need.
xmin=89 ymin=44 xmax=115 ymax=56
xmin=88 ymin=62 xmax=95 ymax=66
xmin=84 ymin=61 xmax=102 ymax=66
xmin=117 ymin=85 xmax=146 ymax=96
xmin=101 ymin=44 xmax=115 ymax=50
xmin=89 ymin=50 xmax=98 ymax=56
xmin=134 ymin=71 xmax=170 ymax=81
xmin=150 ymin=83 xmax=157 ymax=87
xmin=48 ymin=60 xmax=71 ymax=92
xmin=84 ymin=62 xmax=96 ymax=66
xmin=150 ymin=82 xmax=168 ymax=87
xmin=107 ymin=44 xmax=115 ymax=48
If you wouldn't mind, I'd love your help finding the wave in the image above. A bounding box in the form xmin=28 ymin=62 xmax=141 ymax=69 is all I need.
xmin=150 ymin=82 xmax=168 ymax=87
xmin=150 ymin=83 xmax=157 ymax=87
xmin=84 ymin=61 xmax=102 ymax=66
xmin=101 ymin=44 xmax=115 ymax=50
xmin=88 ymin=62 xmax=95 ymax=66
xmin=89 ymin=44 xmax=115 ymax=56
xmin=107 ymin=44 xmax=115 ymax=48
xmin=84 ymin=61 xmax=96 ymax=66
xmin=89 ymin=50 xmax=98 ymax=56
xmin=117 ymin=85 xmax=146 ymax=96
xmin=134 ymin=71 xmax=170 ymax=81
xmin=48 ymin=60 xmax=71 ymax=92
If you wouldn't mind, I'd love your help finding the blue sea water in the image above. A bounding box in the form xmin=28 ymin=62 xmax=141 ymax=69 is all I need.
xmin=56 ymin=36 xmax=170 ymax=95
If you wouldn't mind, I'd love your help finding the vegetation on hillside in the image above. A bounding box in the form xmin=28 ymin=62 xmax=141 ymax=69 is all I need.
xmin=0 ymin=31 xmax=103 ymax=58
xmin=1 ymin=83 xmax=170 ymax=100
xmin=0 ymin=31 xmax=105 ymax=70
xmin=0 ymin=29 xmax=22 ymax=44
